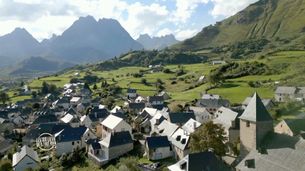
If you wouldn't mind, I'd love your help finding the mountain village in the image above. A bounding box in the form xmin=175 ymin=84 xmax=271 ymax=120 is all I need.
xmin=1 ymin=74 xmax=305 ymax=171
xmin=1 ymin=0 xmax=305 ymax=170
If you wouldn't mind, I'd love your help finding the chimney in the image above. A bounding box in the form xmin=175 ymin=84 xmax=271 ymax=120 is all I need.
xmin=193 ymin=121 xmax=197 ymax=130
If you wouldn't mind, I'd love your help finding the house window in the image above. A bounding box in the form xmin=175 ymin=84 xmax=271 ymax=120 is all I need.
xmin=246 ymin=121 xmax=250 ymax=127
xmin=72 ymin=141 xmax=74 ymax=145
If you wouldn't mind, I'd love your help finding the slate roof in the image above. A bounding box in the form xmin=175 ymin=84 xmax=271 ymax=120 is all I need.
xmin=12 ymin=145 xmax=39 ymax=167
xmin=168 ymin=151 xmax=230 ymax=171
xmin=242 ymin=97 xmax=273 ymax=107
xmin=169 ymin=112 xmax=195 ymax=125
xmin=151 ymin=104 xmax=166 ymax=110
xmin=214 ymin=107 xmax=239 ymax=129
xmin=100 ymin=131 xmax=133 ymax=148
xmin=196 ymin=98 xmax=230 ymax=108
xmin=0 ymin=110 xmax=8 ymax=119
xmin=56 ymin=126 xmax=87 ymax=142
xmin=188 ymin=152 xmax=230 ymax=171
xmin=0 ymin=137 xmax=12 ymax=154
xmin=142 ymin=107 xmax=158 ymax=117
xmin=56 ymin=96 xmax=71 ymax=104
xmin=157 ymin=120 xmax=179 ymax=137
xmin=33 ymin=114 xmax=58 ymax=124
xmin=284 ymin=119 xmax=305 ymax=135
xmin=129 ymin=102 xmax=145 ymax=110
xmin=24 ymin=123 xmax=71 ymax=140
xmin=275 ymin=86 xmax=296 ymax=94
xmin=146 ymin=136 xmax=171 ymax=149
xmin=88 ymin=107 xmax=109 ymax=122
xmin=170 ymin=128 xmax=190 ymax=150
xmin=237 ymin=148 xmax=305 ymax=171
xmin=148 ymin=96 xmax=164 ymax=102
xmin=111 ymin=112 xmax=127 ymax=120
xmin=182 ymin=118 xmax=201 ymax=134
xmin=66 ymin=107 xmax=77 ymax=115
xmin=239 ymin=93 xmax=273 ymax=122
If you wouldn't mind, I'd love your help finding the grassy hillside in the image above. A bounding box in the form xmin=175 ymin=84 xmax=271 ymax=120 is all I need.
xmin=175 ymin=0 xmax=305 ymax=51
xmin=23 ymin=50 xmax=305 ymax=105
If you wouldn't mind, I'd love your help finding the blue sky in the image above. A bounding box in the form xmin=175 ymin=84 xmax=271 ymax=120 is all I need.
xmin=0 ymin=0 xmax=258 ymax=41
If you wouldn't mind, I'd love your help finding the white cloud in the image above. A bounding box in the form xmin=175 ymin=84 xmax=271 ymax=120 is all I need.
xmin=121 ymin=2 xmax=169 ymax=38
xmin=0 ymin=0 xmax=259 ymax=41
xmin=157 ymin=28 xmax=173 ymax=37
xmin=173 ymin=0 xmax=209 ymax=23
xmin=175 ymin=29 xmax=199 ymax=40
xmin=210 ymin=0 xmax=258 ymax=17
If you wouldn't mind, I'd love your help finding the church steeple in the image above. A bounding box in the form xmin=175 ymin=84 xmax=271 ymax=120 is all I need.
xmin=239 ymin=92 xmax=273 ymax=122
xmin=239 ymin=92 xmax=274 ymax=155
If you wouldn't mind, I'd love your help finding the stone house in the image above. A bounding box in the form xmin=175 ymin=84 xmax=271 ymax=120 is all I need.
xmin=145 ymin=136 xmax=173 ymax=160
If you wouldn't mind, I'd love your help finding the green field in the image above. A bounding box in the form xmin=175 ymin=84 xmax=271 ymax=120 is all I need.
xmin=21 ymin=51 xmax=305 ymax=105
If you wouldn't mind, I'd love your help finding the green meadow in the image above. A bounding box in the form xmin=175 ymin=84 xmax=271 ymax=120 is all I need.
xmin=21 ymin=51 xmax=305 ymax=105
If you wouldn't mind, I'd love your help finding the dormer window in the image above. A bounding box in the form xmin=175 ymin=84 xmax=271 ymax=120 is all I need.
xmin=181 ymin=138 xmax=186 ymax=144
xmin=176 ymin=135 xmax=181 ymax=141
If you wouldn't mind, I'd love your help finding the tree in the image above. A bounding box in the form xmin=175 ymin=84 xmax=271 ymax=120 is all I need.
xmin=208 ymin=72 xmax=224 ymax=86
xmin=83 ymin=83 xmax=91 ymax=92
xmin=93 ymin=84 xmax=97 ymax=90
xmin=41 ymin=82 xmax=58 ymax=95
xmin=31 ymin=91 xmax=37 ymax=99
xmin=0 ymin=92 xmax=9 ymax=104
xmin=156 ymin=78 xmax=164 ymax=85
xmin=190 ymin=121 xmax=227 ymax=156
xmin=70 ymin=78 xmax=79 ymax=83
xmin=41 ymin=81 xmax=49 ymax=94
xmin=141 ymin=78 xmax=147 ymax=85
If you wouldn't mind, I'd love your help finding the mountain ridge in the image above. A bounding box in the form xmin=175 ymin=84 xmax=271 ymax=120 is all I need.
xmin=175 ymin=0 xmax=305 ymax=50
xmin=137 ymin=34 xmax=179 ymax=50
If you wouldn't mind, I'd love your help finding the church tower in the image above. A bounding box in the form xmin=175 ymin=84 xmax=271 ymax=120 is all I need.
xmin=239 ymin=93 xmax=273 ymax=155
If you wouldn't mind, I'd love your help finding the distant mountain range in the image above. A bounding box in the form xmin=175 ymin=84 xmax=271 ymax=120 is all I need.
xmin=0 ymin=28 xmax=42 ymax=63
xmin=175 ymin=0 xmax=305 ymax=50
xmin=0 ymin=16 xmax=143 ymax=65
xmin=136 ymin=34 xmax=179 ymax=50
xmin=42 ymin=16 xmax=144 ymax=63
xmin=0 ymin=16 xmax=182 ymax=77
xmin=10 ymin=57 xmax=73 ymax=76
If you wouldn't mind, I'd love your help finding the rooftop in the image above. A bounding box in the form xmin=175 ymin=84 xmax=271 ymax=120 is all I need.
xmin=239 ymin=93 xmax=273 ymax=122
xmin=146 ymin=136 xmax=171 ymax=149
xmin=100 ymin=131 xmax=132 ymax=148
xmin=101 ymin=114 xmax=123 ymax=129
xmin=12 ymin=145 xmax=39 ymax=167
xmin=169 ymin=112 xmax=195 ymax=125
